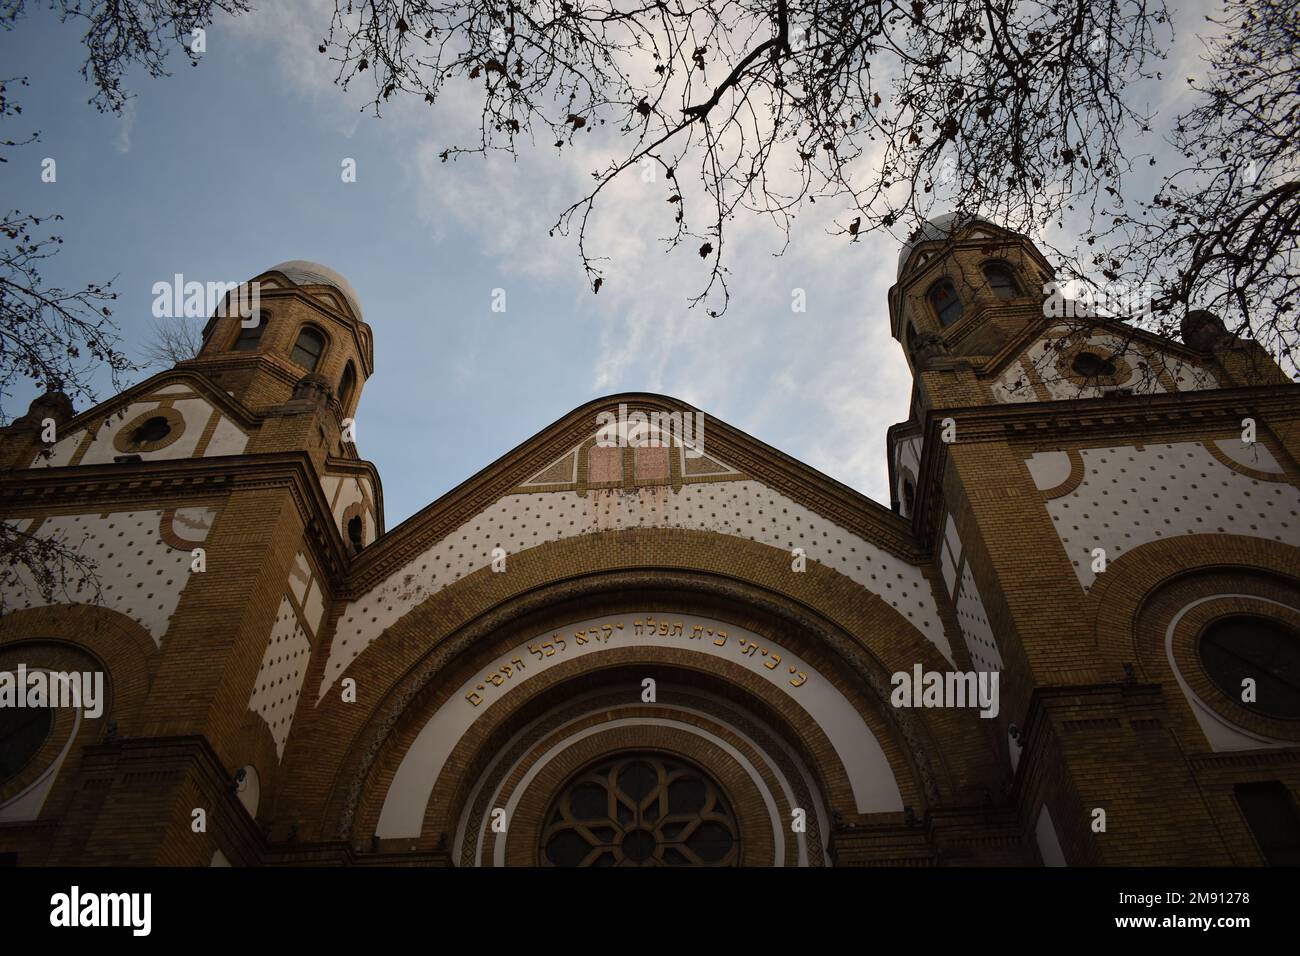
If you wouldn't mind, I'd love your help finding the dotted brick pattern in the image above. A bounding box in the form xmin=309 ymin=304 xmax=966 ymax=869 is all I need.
xmin=248 ymin=596 xmax=312 ymax=759
xmin=1045 ymin=442 xmax=1300 ymax=588
xmin=939 ymin=515 xmax=1004 ymax=672
xmin=1 ymin=508 xmax=214 ymax=645
xmin=321 ymin=480 xmax=951 ymax=696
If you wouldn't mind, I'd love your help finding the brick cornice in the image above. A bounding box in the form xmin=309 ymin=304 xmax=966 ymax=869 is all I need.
xmin=0 ymin=452 xmax=351 ymax=583
xmin=34 ymin=367 xmax=262 ymax=440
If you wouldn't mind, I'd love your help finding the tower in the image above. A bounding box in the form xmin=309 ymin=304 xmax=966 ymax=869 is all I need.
xmin=885 ymin=214 xmax=1300 ymax=865
xmin=0 ymin=261 xmax=382 ymax=864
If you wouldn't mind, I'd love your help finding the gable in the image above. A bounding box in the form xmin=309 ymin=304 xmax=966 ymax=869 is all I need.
xmin=317 ymin=397 xmax=952 ymax=699
xmin=30 ymin=376 xmax=251 ymax=469
xmin=990 ymin=323 xmax=1220 ymax=403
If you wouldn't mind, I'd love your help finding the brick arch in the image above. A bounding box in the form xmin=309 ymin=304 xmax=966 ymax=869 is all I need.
xmin=283 ymin=537 xmax=994 ymax=846
xmin=358 ymin=652 xmax=854 ymax=854
xmin=1086 ymin=533 xmax=1300 ymax=668
xmin=0 ymin=603 xmax=157 ymax=736
xmin=454 ymin=688 xmax=827 ymax=867
xmin=0 ymin=604 xmax=159 ymax=830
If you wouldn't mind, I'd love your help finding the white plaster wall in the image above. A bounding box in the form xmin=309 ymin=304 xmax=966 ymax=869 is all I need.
xmin=1 ymin=508 xmax=215 ymax=644
xmin=1213 ymin=439 xmax=1285 ymax=474
xmin=954 ymin=562 xmax=1003 ymax=671
xmin=329 ymin=476 xmax=374 ymax=546
xmin=30 ymin=396 xmax=245 ymax=466
xmin=1026 ymin=450 xmax=1073 ymax=491
xmin=205 ymin=415 xmax=249 ymax=456
xmin=247 ymin=596 xmax=311 ymax=759
xmin=893 ymin=435 xmax=923 ymax=517
xmin=1035 ymin=805 xmax=1068 ymax=866
xmin=320 ymin=480 xmax=952 ymax=696
xmin=1046 ymin=442 xmax=1300 ymax=588
xmin=993 ymin=328 xmax=1220 ymax=403
xmin=939 ymin=516 xmax=1004 ymax=672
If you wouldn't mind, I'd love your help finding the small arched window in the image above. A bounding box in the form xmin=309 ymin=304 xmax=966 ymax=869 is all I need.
xmin=291 ymin=327 xmax=326 ymax=372
xmin=983 ymin=263 xmax=1021 ymax=299
xmin=233 ymin=311 xmax=267 ymax=351
xmin=347 ymin=515 xmax=364 ymax=554
xmin=902 ymin=478 xmax=916 ymax=516
xmin=929 ymin=279 xmax=964 ymax=327
xmin=339 ymin=361 xmax=356 ymax=408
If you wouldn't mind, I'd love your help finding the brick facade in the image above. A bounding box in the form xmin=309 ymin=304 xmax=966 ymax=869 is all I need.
xmin=1 ymin=236 xmax=1297 ymax=867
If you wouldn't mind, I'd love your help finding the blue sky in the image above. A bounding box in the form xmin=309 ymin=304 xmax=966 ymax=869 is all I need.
xmin=0 ymin=2 xmax=1216 ymax=528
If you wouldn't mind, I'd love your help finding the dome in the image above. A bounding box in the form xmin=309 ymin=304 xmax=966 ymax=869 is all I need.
xmin=265 ymin=260 xmax=364 ymax=320
xmin=896 ymin=212 xmax=998 ymax=279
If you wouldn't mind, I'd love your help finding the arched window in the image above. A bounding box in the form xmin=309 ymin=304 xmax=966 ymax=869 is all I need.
xmin=902 ymin=478 xmax=917 ymax=517
xmin=339 ymin=361 xmax=357 ymax=408
xmin=347 ymin=515 xmax=364 ymax=554
xmin=233 ymin=311 xmax=267 ymax=351
xmin=928 ymin=279 xmax=964 ymax=327
xmin=541 ymin=754 xmax=739 ymax=866
xmin=983 ymin=263 xmax=1021 ymax=299
xmin=291 ymin=327 xmax=326 ymax=371
xmin=1200 ymin=616 xmax=1300 ymax=719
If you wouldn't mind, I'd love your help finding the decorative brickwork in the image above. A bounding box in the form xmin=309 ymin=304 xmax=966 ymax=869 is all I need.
xmin=1 ymin=241 xmax=1297 ymax=868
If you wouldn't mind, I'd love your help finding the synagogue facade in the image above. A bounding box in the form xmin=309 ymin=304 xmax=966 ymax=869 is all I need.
xmin=1 ymin=222 xmax=1298 ymax=867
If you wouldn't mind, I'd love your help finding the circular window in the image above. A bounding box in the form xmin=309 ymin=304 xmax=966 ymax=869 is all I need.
xmin=113 ymin=407 xmax=186 ymax=454
xmin=1071 ymin=351 xmax=1117 ymax=379
xmin=132 ymin=416 xmax=172 ymax=444
xmin=1200 ymin=616 xmax=1300 ymax=720
xmin=541 ymin=754 xmax=739 ymax=867
xmin=0 ymin=704 xmax=53 ymax=784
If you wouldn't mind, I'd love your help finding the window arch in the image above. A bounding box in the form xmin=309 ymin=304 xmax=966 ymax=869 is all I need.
xmin=233 ymin=311 xmax=268 ymax=351
xmin=541 ymin=753 xmax=739 ymax=866
xmin=928 ymin=279 xmax=964 ymax=327
xmin=339 ymin=361 xmax=357 ymax=408
xmin=983 ymin=262 xmax=1021 ymax=299
xmin=1200 ymin=616 xmax=1300 ymax=720
xmin=347 ymin=515 xmax=364 ymax=554
xmin=291 ymin=326 xmax=326 ymax=372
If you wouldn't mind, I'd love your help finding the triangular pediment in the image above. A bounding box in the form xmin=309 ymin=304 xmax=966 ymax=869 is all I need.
xmin=24 ymin=368 xmax=260 ymax=469
xmin=348 ymin=394 xmax=922 ymax=592
xmin=323 ymin=395 xmax=953 ymax=697
xmin=983 ymin=316 xmax=1222 ymax=403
